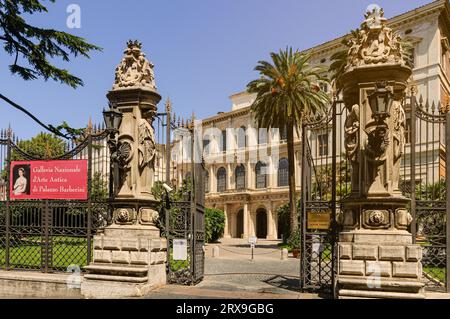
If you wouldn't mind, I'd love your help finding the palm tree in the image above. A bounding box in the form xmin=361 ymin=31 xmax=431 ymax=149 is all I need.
xmin=247 ymin=48 xmax=331 ymax=233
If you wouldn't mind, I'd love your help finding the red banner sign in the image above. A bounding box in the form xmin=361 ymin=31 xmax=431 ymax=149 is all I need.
xmin=10 ymin=160 xmax=88 ymax=200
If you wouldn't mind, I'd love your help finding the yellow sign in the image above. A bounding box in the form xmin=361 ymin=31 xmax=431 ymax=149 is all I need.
xmin=307 ymin=211 xmax=331 ymax=230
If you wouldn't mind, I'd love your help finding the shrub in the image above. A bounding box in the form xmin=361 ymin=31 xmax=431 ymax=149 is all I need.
xmin=277 ymin=200 xmax=301 ymax=243
xmin=277 ymin=203 xmax=290 ymax=242
xmin=205 ymin=207 xmax=225 ymax=243
xmin=287 ymin=228 xmax=301 ymax=249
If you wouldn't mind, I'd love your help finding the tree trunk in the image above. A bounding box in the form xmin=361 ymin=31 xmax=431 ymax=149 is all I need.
xmin=287 ymin=119 xmax=298 ymax=233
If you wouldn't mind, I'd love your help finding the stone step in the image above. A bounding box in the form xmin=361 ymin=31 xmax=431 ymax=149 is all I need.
xmin=339 ymin=289 xmax=426 ymax=299
xmin=84 ymin=273 xmax=149 ymax=283
xmin=84 ymin=263 xmax=148 ymax=277
xmin=338 ymin=276 xmax=425 ymax=290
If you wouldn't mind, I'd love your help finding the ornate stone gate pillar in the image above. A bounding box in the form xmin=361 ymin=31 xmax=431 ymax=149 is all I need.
xmin=81 ymin=41 xmax=167 ymax=298
xmin=336 ymin=8 xmax=424 ymax=299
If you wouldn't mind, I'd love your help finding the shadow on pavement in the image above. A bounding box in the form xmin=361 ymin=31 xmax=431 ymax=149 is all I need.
xmin=263 ymin=275 xmax=301 ymax=292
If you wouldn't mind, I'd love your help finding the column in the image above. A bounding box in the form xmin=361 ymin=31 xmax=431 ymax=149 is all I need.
xmin=274 ymin=204 xmax=278 ymax=239
xmin=246 ymin=159 xmax=252 ymax=189
xmin=267 ymin=202 xmax=274 ymax=239
xmin=250 ymin=212 xmax=256 ymax=237
xmin=267 ymin=156 xmax=273 ymax=188
xmin=231 ymin=211 xmax=235 ymax=238
xmin=224 ymin=204 xmax=231 ymax=238
xmin=227 ymin=163 xmax=232 ymax=190
xmin=243 ymin=202 xmax=249 ymax=239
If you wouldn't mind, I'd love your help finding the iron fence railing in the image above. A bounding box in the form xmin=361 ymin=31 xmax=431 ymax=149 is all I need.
xmin=0 ymin=129 xmax=111 ymax=273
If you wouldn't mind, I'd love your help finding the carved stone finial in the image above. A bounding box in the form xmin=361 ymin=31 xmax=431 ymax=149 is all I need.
xmin=113 ymin=40 xmax=156 ymax=90
xmin=345 ymin=6 xmax=407 ymax=73
xmin=364 ymin=5 xmax=386 ymax=29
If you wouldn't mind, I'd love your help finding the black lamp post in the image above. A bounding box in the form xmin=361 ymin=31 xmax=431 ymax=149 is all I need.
xmin=368 ymin=82 xmax=393 ymax=121
xmin=102 ymin=106 xmax=123 ymax=135
xmin=103 ymin=105 xmax=123 ymax=205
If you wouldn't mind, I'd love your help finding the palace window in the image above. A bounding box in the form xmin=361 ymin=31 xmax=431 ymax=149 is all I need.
xmin=237 ymin=126 xmax=246 ymax=149
xmin=410 ymin=47 xmax=416 ymax=68
xmin=217 ymin=167 xmax=227 ymax=192
xmin=255 ymin=161 xmax=267 ymax=189
xmin=258 ymin=128 xmax=267 ymax=145
xmin=278 ymin=158 xmax=289 ymax=187
xmin=318 ymin=133 xmax=329 ymax=156
xmin=320 ymin=83 xmax=328 ymax=93
xmin=203 ymin=138 xmax=210 ymax=155
xmin=235 ymin=164 xmax=246 ymax=190
xmin=221 ymin=130 xmax=227 ymax=152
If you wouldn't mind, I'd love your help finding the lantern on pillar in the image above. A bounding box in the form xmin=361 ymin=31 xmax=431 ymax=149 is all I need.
xmin=102 ymin=106 xmax=123 ymax=134
xmin=368 ymin=82 xmax=393 ymax=120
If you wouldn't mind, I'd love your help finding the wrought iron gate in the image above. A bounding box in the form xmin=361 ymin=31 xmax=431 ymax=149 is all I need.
xmin=300 ymin=100 xmax=347 ymax=292
xmin=0 ymin=128 xmax=110 ymax=272
xmin=401 ymin=94 xmax=450 ymax=292
xmin=163 ymin=125 xmax=205 ymax=285
xmin=300 ymin=94 xmax=450 ymax=293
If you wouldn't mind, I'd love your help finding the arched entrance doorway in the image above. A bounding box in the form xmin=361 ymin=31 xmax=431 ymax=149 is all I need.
xmin=236 ymin=209 xmax=244 ymax=238
xmin=256 ymin=208 xmax=267 ymax=239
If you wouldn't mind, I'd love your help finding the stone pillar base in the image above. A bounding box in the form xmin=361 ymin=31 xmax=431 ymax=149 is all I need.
xmin=337 ymin=230 xmax=425 ymax=299
xmin=338 ymin=277 xmax=425 ymax=299
xmin=80 ymin=225 xmax=167 ymax=298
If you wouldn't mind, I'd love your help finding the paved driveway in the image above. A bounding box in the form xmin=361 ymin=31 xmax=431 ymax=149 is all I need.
xmin=199 ymin=238 xmax=302 ymax=295
xmin=146 ymin=239 xmax=321 ymax=299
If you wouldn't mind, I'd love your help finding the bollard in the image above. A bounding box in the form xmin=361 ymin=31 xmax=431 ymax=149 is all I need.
xmin=212 ymin=245 xmax=220 ymax=258
xmin=281 ymin=248 xmax=288 ymax=260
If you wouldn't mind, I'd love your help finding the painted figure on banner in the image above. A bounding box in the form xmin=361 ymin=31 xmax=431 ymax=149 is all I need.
xmin=13 ymin=168 xmax=27 ymax=195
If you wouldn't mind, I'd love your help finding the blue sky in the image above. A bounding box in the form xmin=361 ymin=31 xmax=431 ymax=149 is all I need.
xmin=0 ymin=0 xmax=434 ymax=139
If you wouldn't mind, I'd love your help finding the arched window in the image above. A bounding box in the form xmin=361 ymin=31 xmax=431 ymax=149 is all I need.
xmin=217 ymin=167 xmax=227 ymax=192
xmin=237 ymin=126 xmax=246 ymax=149
xmin=204 ymin=170 xmax=210 ymax=193
xmin=278 ymin=158 xmax=289 ymax=187
xmin=255 ymin=161 xmax=267 ymax=189
xmin=203 ymin=133 xmax=211 ymax=155
xmin=235 ymin=164 xmax=246 ymax=190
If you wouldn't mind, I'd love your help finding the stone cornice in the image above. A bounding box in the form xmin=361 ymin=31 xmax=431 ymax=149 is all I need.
xmin=202 ymin=107 xmax=251 ymax=126
xmin=205 ymin=188 xmax=300 ymax=204
xmin=302 ymin=0 xmax=449 ymax=58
